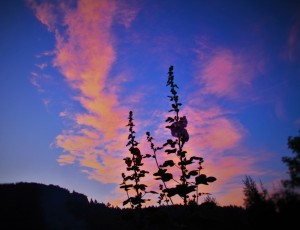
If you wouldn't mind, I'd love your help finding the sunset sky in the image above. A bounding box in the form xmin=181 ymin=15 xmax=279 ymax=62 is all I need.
xmin=1 ymin=0 xmax=300 ymax=207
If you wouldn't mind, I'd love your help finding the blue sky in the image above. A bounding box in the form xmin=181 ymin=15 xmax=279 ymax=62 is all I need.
xmin=1 ymin=0 xmax=300 ymax=206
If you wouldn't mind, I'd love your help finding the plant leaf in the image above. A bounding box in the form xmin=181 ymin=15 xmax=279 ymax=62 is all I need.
xmin=161 ymin=160 xmax=175 ymax=167
xmin=207 ymin=176 xmax=217 ymax=183
xmin=188 ymin=170 xmax=198 ymax=176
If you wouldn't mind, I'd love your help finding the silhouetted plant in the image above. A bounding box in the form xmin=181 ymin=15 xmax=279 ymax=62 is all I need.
xmin=121 ymin=66 xmax=216 ymax=207
xmin=146 ymin=131 xmax=173 ymax=205
xmin=120 ymin=111 xmax=151 ymax=208
xmin=145 ymin=66 xmax=216 ymax=206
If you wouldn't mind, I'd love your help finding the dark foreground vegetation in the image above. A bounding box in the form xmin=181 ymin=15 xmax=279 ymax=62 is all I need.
xmin=0 ymin=182 xmax=299 ymax=230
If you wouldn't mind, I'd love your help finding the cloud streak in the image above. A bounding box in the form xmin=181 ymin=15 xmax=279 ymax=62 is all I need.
xmin=283 ymin=16 xmax=300 ymax=61
xmin=29 ymin=0 xmax=135 ymax=186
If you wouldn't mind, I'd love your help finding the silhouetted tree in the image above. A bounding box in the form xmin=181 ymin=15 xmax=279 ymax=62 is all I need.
xmin=243 ymin=175 xmax=266 ymax=209
xmin=242 ymin=175 xmax=276 ymax=227
xmin=265 ymin=131 xmax=300 ymax=228
xmin=282 ymin=130 xmax=300 ymax=189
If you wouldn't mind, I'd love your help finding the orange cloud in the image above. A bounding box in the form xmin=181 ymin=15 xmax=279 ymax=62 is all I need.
xmin=58 ymin=154 xmax=75 ymax=165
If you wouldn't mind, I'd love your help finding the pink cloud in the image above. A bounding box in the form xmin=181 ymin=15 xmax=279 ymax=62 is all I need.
xmin=183 ymin=106 xmax=245 ymax=150
xmin=196 ymin=48 xmax=256 ymax=99
xmin=26 ymin=0 xmax=58 ymax=31
xmin=203 ymin=118 xmax=242 ymax=149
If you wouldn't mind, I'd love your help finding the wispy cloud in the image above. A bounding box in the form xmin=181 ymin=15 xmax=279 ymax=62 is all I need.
xmin=195 ymin=48 xmax=257 ymax=99
xmin=30 ymin=71 xmax=45 ymax=93
xmin=27 ymin=0 xmax=58 ymax=31
xmin=184 ymin=106 xmax=244 ymax=150
xmin=283 ymin=17 xmax=300 ymax=61
xmin=35 ymin=63 xmax=47 ymax=70
xmin=114 ymin=1 xmax=139 ymax=29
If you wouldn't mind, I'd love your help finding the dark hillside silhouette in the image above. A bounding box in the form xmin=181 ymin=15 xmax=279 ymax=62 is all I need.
xmin=0 ymin=182 xmax=247 ymax=229
xmin=0 ymin=182 xmax=44 ymax=229
xmin=0 ymin=182 xmax=110 ymax=229
xmin=0 ymin=181 xmax=298 ymax=229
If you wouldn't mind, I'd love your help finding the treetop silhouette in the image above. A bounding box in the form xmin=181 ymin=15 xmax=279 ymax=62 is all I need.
xmin=282 ymin=130 xmax=300 ymax=189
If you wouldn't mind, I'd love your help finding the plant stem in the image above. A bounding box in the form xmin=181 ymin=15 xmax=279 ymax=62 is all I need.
xmin=150 ymin=140 xmax=174 ymax=205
